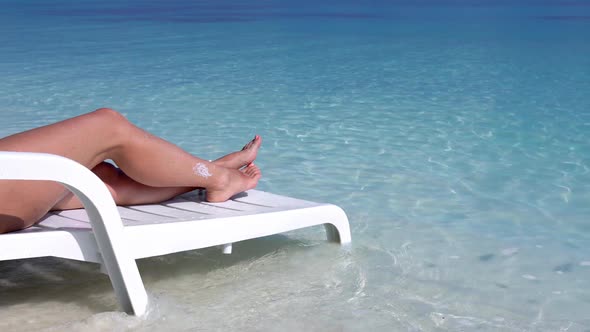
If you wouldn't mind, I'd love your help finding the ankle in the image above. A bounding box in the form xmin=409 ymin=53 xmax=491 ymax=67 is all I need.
xmin=212 ymin=158 xmax=228 ymax=168
xmin=208 ymin=164 xmax=230 ymax=190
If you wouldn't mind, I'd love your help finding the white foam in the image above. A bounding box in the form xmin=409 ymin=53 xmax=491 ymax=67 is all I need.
xmin=501 ymin=247 xmax=519 ymax=256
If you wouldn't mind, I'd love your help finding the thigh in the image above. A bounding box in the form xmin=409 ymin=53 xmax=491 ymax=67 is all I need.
xmin=0 ymin=108 xmax=128 ymax=170
xmin=0 ymin=180 xmax=68 ymax=233
xmin=0 ymin=109 xmax=125 ymax=233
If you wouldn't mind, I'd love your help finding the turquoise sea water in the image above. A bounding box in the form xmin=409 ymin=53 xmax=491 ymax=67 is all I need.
xmin=1 ymin=1 xmax=590 ymax=330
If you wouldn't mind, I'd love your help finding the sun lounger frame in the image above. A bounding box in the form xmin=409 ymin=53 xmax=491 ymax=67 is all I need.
xmin=0 ymin=152 xmax=351 ymax=316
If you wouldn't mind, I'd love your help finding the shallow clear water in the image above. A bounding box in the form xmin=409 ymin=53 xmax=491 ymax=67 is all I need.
xmin=1 ymin=0 xmax=590 ymax=331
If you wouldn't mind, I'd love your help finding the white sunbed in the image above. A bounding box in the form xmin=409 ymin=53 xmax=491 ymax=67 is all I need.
xmin=0 ymin=152 xmax=351 ymax=316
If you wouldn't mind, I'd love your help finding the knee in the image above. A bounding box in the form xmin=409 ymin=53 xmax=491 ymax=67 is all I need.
xmin=90 ymin=108 xmax=132 ymax=138
xmin=92 ymin=108 xmax=128 ymax=124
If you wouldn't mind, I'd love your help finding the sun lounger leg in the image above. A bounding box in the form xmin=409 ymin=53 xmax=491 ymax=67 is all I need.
xmin=324 ymin=223 xmax=352 ymax=244
xmin=324 ymin=224 xmax=340 ymax=242
xmin=222 ymin=243 xmax=233 ymax=254
xmin=64 ymin=183 xmax=149 ymax=316
xmin=323 ymin=206 xmax=352 ymax=245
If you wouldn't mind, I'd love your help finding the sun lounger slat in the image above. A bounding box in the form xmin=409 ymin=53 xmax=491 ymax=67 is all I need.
xmin=231 ymin=190 xmax=319 ymax=208
xmin=198 ymin=199 xmax=278 ymax=212
xmin=38 ymin=212 xmax=92 ymax=229
xmin=165 ymin=199 xmax=248 ymax=215
xmin=123 ymin=203 xmax=211 ymax=219
xmin=53 ymin=210 xmax=93 ymax=223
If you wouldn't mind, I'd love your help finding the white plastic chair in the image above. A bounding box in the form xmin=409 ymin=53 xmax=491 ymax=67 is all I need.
xmin=0 ymin=152 xmax=351 ymax=316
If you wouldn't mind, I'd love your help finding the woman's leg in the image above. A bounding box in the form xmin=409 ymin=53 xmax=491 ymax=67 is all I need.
xmin=51 ymin=162 xmax=191 ymax=210
xmin=0 ymin=108 xmax=261 ymax=233
xmin=53 ymin=136 xmax=263 ymax=210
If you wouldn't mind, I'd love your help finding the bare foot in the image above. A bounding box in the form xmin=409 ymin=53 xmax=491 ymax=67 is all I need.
xmin=214 ymin=135 xmax=262 ymax=170
xmin=206 ymin=164 xmax=261 ymax=202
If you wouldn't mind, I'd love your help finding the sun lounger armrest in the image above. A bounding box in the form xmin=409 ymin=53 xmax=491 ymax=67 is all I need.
xmin=0 ymin=151 xmax=148 ymax=315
